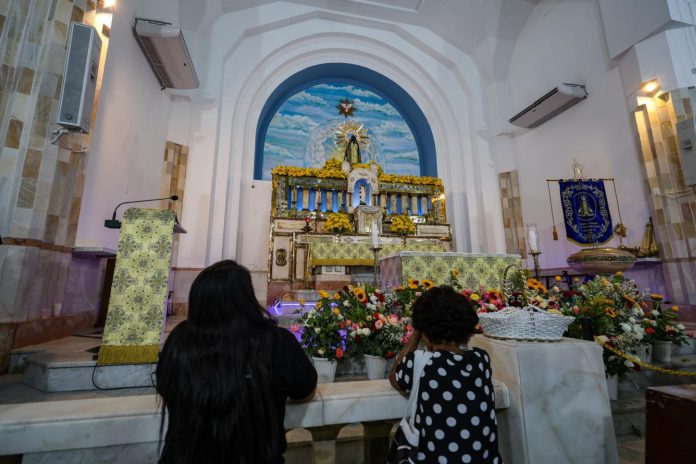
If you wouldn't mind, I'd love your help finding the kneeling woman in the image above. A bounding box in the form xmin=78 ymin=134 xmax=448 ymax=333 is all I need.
xmin=156 ymin=261 xmax=317 ymax=464
xmin=389 ymin=286 xmax=502 ymax=463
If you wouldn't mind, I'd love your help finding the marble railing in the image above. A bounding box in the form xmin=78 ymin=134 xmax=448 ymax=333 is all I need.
xmin=0 ymin=379 xmax=510 ymax=463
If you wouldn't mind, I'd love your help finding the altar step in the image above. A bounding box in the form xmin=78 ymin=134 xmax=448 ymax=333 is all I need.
xmin=612 ymin=394 xmax=645 ymax=437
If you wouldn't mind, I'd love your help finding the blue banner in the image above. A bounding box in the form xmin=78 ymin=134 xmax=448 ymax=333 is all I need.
xmin=559 ymin=180 xmax=613 ymax=245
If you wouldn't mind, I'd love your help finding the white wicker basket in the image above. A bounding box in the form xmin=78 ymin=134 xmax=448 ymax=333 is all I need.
xmin=478 ymin=306 xmax=575 ymax=341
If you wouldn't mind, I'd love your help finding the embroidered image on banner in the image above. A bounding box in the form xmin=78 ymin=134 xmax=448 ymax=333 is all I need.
xmin=559 ymin=180 xmax=613 ymax=245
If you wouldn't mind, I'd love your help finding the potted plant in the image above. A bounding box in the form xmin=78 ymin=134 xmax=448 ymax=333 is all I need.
xmin=390 ymin=214 xmax=415 ymax=242
xmin=298 ymin=299 xmax=345 ymax=383
xmin=642 ymin=299 xmax=687 ymax=363
xmin=325 ymin=212 xmax=352 ymax=238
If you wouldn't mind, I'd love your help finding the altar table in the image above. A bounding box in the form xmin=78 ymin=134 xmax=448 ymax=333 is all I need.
xmin=379 ymin=251 xmax=522 ymax=289
xmin=308 ymin=240 xmax=445 ymax=267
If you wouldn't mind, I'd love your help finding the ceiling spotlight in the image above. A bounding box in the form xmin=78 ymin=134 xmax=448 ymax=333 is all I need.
xmin=640 ymin=79 xmax=660 ymax=96
xmin=97 ymin=0 xmax=115 ymax=11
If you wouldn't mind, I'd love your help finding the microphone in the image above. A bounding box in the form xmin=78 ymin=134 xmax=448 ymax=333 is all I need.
xmin=104 ymin=195 xmax=179 ymax=229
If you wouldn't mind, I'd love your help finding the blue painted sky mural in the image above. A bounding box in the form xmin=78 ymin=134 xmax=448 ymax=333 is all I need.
xmin=261 ymin=83 xmax=420 ymax=180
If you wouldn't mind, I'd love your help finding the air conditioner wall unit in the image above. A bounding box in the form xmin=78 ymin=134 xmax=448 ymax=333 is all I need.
xmin=509 ymin=84 xmax=587 ymax=129
xmin=133 ymin=18 xmax=199 ymax=89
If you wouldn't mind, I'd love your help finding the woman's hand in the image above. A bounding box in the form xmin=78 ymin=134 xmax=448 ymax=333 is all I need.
xmin=388 ymin=328 xmax=423 ymax=395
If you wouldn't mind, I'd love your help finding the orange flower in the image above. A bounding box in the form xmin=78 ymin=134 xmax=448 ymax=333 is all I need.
xmin=335 ymin=347 xmax=344 ymax=359
xmin=421 ymin=279 xmax=434 ymax=289
xmin=605 ymin=307 xmax=617 ymax=318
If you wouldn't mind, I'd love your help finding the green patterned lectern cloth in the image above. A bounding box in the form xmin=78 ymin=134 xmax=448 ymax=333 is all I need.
xmin=379 ymin=252 xmax=522 ymax=289
xmin=98 ymin=208 xmax=175 ymax=365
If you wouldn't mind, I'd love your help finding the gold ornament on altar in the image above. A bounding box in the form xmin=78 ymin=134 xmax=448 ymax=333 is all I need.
xmin=335 ymin=120 xmax=370 ymax=165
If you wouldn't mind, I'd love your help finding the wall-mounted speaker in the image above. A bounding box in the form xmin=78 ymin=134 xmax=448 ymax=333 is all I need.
xmin=57 ymin=22 xmax=102 ymax=133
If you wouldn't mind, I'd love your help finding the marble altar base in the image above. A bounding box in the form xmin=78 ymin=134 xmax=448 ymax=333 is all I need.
xmin=470 ymin=335 xmax=619 ymax=464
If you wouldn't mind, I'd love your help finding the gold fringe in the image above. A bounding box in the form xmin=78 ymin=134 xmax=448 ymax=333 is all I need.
xmin=97 ymin=344 xmax=160 ymax=365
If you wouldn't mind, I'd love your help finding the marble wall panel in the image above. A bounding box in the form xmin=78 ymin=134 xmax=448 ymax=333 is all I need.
xmin=498 ymin=171 xmax=526 ymax=258
xmin=633 ymin=90 xmax=696 ymax=304
xmin=62 ymin=256 xmax=106 ymax=315
xmin=0 ymin=245 xmax=25 ymax=322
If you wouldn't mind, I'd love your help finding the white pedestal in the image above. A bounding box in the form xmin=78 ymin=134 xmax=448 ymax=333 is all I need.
xmin=470 ymin=335 xmax=618 ymax=464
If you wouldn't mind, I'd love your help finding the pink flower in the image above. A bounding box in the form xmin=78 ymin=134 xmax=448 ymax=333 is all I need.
xmin=290 ymin=323 xmax=301 ymax=333
xmin=352 ymin=323 xmax=359 ymax=330
xmin=572 ymin=306 xmax=580 ymax=315
xmin=375 ymin=320 xmax=384 ymax=329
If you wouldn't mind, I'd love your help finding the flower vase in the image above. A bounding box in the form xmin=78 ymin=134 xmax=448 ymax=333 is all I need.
xmin=635 ymin=344 xmax=652 ymax=364
xmin=364 ymin=354 xmax=387 ymax=380
xmin=652 ymin=340 xmax=672 ymax=363
xmin=312 ymin=356 xmax=337 ymax=383
xmin=606 ymin=375 xmax=618 ymax=401
xmin=673 ymin=338 xmax=696 ymax=355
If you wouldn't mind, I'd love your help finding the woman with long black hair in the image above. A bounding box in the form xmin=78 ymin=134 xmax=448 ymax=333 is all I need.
xmin=156 ymin=260 xmax=317 ymax=464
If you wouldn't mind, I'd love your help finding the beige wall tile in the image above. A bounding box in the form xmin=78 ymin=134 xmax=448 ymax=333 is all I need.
xmin=4 ymin=118 xmax=23 ymax=148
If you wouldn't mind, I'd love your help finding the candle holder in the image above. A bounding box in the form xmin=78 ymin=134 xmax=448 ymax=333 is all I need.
xmin=371 ymin=246 xmax=382 ymax=287
xmin=529 ymin=250 xmax=541 ymax=281
xmin=302 ymin=216 xmax=313 ymax=234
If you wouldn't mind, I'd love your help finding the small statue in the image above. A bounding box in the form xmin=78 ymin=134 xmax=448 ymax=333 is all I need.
xmin=344 ymin=134 xmax=362 ymax=164
xmin=359 ymin=184 xmax=367 ymax=205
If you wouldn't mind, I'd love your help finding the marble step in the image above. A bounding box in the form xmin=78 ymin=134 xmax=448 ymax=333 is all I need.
xmin=611 ymin=395 xmax=645 ymax=437
xmin=22 ymin=351 xmax=156 ymax=392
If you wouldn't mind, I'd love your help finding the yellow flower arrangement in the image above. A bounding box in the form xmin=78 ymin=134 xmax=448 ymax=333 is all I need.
xmin=351 ymin=161 xmax=384 ymax=175
xmin=325 ymin=212 xmax=353 ymax=234
xmin=391 ymin=214 xmax=416 ymax=235
xmin=526 ymin=278 xmax=547 ymax=293
xmin=421 ymin=279 xmax=434 ymax=289
xmin=352 ymin=287 xmax=368 ymax=303
xmin=379 ymin=173 xmax=443 ymax=186
xmin=271 ymin=159 xmax=347 ymax=179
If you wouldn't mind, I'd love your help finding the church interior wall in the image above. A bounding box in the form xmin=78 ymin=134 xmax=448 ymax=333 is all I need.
xmin=499 ymin=0 xmax=652 ymax=270
xmin=75 ymin=0 xmax=174 ymax=250
xmin=167 ymin=3 xmax=508 ymax=306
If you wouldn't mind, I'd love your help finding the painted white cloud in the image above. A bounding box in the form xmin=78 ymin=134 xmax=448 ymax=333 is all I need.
xmin=354 ymin=98 xmax=399 ymax=117
xmin=264 ymin=143 xmax=293 ymax=158
xmin=345 ymin=85 xmax=379 ymax=98
xmin=268 ymin=113 xmax=319 ymax=133
xmin=289 ymin=91 xmax=327 ymax=106
xmin=387 ymin=150 xmax=419 ymax=162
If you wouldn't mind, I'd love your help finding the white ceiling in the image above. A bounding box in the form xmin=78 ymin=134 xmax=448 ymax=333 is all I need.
xmin=182 ymin=0 xmax=541 ymax=53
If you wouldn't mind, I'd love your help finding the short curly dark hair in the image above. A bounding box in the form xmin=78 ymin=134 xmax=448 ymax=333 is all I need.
xmin=411 ymin=285 xmax=479 ymax=345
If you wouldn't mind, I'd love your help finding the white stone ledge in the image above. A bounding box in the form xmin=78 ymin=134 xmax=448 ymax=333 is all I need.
xmin=0 ymin=379 xmax=509 ymax=455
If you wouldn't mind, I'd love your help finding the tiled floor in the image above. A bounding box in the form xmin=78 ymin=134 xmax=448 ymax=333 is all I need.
xmin=617 ymin=436 xmax=645 ymax=464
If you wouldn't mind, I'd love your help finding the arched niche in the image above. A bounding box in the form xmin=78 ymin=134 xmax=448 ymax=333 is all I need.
xmin=254 ymin=63 xmax=437 ymax=180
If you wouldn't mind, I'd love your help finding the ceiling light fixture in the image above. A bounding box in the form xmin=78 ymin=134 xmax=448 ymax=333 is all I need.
xmin=97 ymin=0 xmax=115 ymax=11
xmin=639 ymin=79 xmax=660 ymax=97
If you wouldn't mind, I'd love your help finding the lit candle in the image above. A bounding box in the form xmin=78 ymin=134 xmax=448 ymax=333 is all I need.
xmin=527 ymin=223 xmax=540 ymax=253
xmin=371 ymin=222 xmax=380 ymax=248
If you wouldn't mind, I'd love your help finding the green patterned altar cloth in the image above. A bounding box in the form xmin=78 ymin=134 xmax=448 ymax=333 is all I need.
xmin=309 ymin=241 xmax=445 ymax=267
xmin=98 ymin=208 xmax=175 ymax=365
xmin=379 ymin=252 xmax=522 ymax=290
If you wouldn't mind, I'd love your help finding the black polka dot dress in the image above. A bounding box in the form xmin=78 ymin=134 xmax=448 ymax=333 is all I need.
xmin=395 ymin=348 xmax=502 ymax=463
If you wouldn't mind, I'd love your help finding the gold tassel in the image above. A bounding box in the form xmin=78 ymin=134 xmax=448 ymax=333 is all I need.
xmin=552 ymin=225 xmax=559 ymax=241
xmin=97 ymin=344 xmax=160 ymax=365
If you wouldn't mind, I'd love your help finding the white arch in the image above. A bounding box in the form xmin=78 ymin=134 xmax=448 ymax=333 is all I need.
xmin=178 ymin=10 xmax=506 ymax=268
